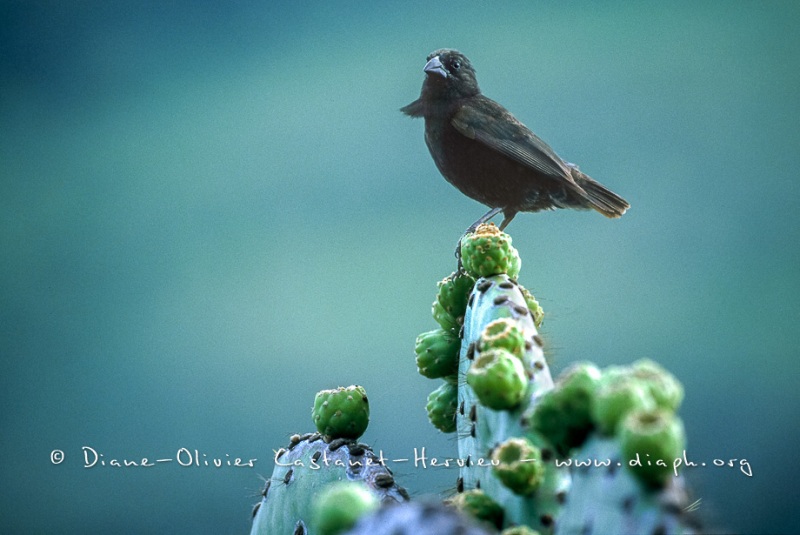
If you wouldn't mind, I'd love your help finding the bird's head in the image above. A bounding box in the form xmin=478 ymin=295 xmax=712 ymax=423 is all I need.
xmin=420 ymin=49 xmax=480 ymax=100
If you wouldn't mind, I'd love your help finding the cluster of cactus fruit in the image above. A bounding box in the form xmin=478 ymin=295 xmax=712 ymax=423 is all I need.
xmin=250 ymin=223 xmax=698 ymax=535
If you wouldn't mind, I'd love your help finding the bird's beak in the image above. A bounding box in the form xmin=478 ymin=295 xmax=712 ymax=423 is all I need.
xmin=424 ymin=56 xmax=447 ymax=78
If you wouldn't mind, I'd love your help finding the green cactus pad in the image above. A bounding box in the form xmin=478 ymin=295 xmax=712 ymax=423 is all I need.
xmin=491 ymin=438 xmax=545 ymax=495
xmin=415 ymin=328 xmax=461 ymax=379
xmin=466 ymin=348 xmax=528 ymax=411
xmin=531 ymin=362 xmax=601 ymax=455
xmin=478 ymin=318 xmax=526 ymax=359
xmin=460 ymin=223 xmax=521 ymax=279
xmin=447 ymin=489 xmax=505 ymax=530
xmin=312 ymin=385 xmax=370 ymax=440
xmin=630 ymin=359 xmax=684 ymax=413
xmin=313 ymin=482 xmax=379 ymax=535
xmin=591 ymin=372 xmax=655 ymax=436
xmin=518 ymin=284 xmax=545 ymax=328
xmin=620 ymin=408 xmax=686 ymax=488
xmin=426 ymin=382 xmax=458 ymax=433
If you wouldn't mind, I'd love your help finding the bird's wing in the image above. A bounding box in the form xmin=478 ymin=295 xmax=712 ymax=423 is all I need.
xmin=451 ymin=99 xmax=575 ymax=182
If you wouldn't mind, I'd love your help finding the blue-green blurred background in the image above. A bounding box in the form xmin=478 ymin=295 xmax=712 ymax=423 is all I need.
xmin=2 ymin=1 xmax=798 ymax=533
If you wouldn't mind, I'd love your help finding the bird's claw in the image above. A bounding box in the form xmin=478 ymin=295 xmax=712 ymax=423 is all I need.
xmin=454 ymin=236 xmax=465 ymax=274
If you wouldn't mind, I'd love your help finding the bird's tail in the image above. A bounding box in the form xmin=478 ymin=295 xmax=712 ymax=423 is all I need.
xmin=571 ymin=167 xmax=630 ymax=218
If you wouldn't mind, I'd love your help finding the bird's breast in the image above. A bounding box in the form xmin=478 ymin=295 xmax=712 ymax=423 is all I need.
xmin=423 ymin=115 xmax=536 ymax=208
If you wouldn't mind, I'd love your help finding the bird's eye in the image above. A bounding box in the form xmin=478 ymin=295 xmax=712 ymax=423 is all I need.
xmin=451 ymin=60 xmax=461 ymax=71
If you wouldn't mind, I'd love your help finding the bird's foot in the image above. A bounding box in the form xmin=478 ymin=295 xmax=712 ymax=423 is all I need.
xmin=467 ymin=207 xmax=503 ymax=234
xmin=454 ymin=236 xmax=465 ymax=274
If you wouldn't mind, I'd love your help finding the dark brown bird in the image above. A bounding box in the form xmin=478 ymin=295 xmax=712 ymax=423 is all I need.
xmin=402 ymin=49 xmax=629 ymax=231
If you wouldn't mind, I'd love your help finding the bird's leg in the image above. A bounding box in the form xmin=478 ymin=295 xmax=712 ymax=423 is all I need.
xmin=498 ymin=210 xmax=517 ymax=231
xmin=455 ymin=207 xmax=503 ymax=272
xmin=466 ymin=207 xmax=504 ymax=234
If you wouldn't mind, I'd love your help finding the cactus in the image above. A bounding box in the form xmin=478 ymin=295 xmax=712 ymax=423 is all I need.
xmin=530 ymin=362 xmax=601 ymax=456
xmin=312 ymin=385 xmax=370 ymax=440
xmin=415 ymin=328 xmax=461 ymax=380
xmin=409 ymin=224 xmax=567 ymax=532
xmin=406 ymin=224 xmax=569 ymax=532
xmin=414 ymin=224 xmax=695 ymax=534
xmin=552 ymin=435 xmax=693 ymax=535
xmin=446 ymin=489 xmax=506 ymax=530
xmin=250 ymin=433 xmax=409 ymax=534
xmin=502 ymin=527 xmax=542 ymax=535
xmin=313 ymin=482 xmax=379 ymax=535
xmin=491 ymin=437 xmax=546 ymax=496
xmin=629 ymin=359 xmax=684 ymax=412
xmin=344 ymin=501 xmax=494 ymax=535
xmin=518 ymin=285 xmax=545 ymax=329
xmin=251 ymin=385 xmax=409 ymax=535
xmin=591 ymin=371 xmax=656 ymax=436
xmin=466 ymin=347 xmax=529 ymax=410
xmin=478 ymin=318 xmax=527 ymax=357
xmin=433 ymin=271 xmax=476 ymax=331
xmin=531 ymin=361 xmax=695 ymax=534
xmin=460 ymin=223 xmax=521 ymax=280
xmin=620 ymin=408 xmax=686 ymax=488
xmin=455 ymin=272 xmax=568 ymax=533
xmin=426 ymin=382 xmax=459 ymax=433
xmin=249 ymin=224 xmax=703 ymax=535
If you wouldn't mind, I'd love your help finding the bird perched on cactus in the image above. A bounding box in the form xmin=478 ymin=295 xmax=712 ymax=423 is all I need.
xmin=402 ymin=48 xmax=630 ymax=231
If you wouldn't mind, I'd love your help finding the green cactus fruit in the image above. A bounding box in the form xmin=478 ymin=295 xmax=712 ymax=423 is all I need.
xmin=592 ymin=372 xmax=655 ymax=436
xmin=460 ymin=223 xmax=521 ymax=279
xmin=447 ymin=489 xmax=505 ymax=530
xmin=508 ymin=247 xmax=522 ymax=280
xmin=434 ymin=271 xmax=476 ymax=327
xmin=415 ymin=328 xmax=461 ymax=379
xmin=432 ymin=300 xmax=460 ymax=331
xmin=529 ymin=391 xmax=564 ymax=455
xmin=620 ymin=408 xmax=686 ymax=488
xmin=312 ymin=385 xmax=370 ymax=440
xmin=478 ymin=318 xmax=526 ymax=359
xmin=491 ymin=437 xmax=545 ymax=495
xmin=313 ymin=482 xmax=379 ymax=535
xmin=500 ymin=527 xmax=541 ymax=535
xmin=466 ymin=348 xmax=528 ymax=411
xmin=426 ymin=382 xmax=458 ymax=433
xmin=531 ymin=361 xmax=601 ymax=455
xmin=557 ymin=361 xmax=602 ymax=419
xmin=517 ymin=284 xmax=545 ymax=328
xmin=630 ymin=358 xmax=684 ymax=413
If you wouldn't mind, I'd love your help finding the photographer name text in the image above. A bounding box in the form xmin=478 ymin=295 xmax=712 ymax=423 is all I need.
xmin=49 ymin=446 xmax=752 ymax=477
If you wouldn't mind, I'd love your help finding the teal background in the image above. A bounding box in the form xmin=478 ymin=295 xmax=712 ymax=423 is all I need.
xmin=2 ymin=1 xmax=798 ymax=533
